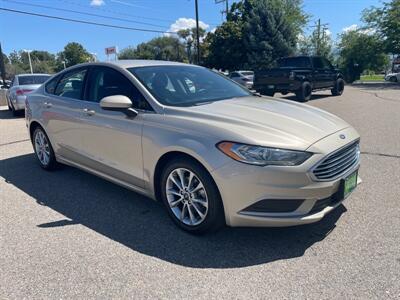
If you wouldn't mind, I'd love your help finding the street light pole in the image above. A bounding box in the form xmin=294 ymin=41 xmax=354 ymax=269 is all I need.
xmin=194 ymin=0 xmax=200 ymax=65
xmin=24 ymin=50 xmax=33 ymax=74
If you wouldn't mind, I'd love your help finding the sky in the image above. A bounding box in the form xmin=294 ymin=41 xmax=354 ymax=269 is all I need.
xmin=0 ymin=0 xmax=383 ymax=61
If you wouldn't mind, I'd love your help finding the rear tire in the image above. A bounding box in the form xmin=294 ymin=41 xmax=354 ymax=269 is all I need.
xmin=331 ymin=78 xmax=345 ymax=96
xmin=160 ymin=157 xmax=225 ymax=234
xmin=32 ymin=127 xmax=59 ymax=170
xmin=296 ymin=81 xmax=312 ymax=102
xmin=10 ymin=101 xmax=19 ymax=116
xmin=7 ymin=98 xmax=12 ymax=111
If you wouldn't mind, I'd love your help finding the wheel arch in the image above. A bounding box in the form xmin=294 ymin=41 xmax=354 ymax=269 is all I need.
xmin=28 ymin=120 xmax=54 ymax=147
xmin=29 ymin=120 xmax=44 ymax=141
xmin=152 ymin=151 xmax=220 ymax=203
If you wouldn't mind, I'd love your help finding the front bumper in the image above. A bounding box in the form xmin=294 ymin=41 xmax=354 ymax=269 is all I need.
xmin=211 ymin=127 xmax=361 ymax=227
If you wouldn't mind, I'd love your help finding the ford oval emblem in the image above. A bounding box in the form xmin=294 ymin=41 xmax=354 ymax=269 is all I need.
xmin=339 ymin=134 xmax=346 ymax=139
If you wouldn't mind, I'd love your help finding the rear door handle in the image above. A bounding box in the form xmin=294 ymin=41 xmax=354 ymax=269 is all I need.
xmin=83 ymin=108 xmax=96 ymax=116
xmin=43 ymin=101 xmax=52 ymax=108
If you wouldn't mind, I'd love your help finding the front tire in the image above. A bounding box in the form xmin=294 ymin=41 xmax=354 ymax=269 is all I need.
xmin=296 ymin=81 xmax=312 ymax=102
xmin=331 ymin=78 xmax=345 ymax=96
xmin=389 ymin=76 xmax=398 ymax=83
xmin=32 ymin=127 xmax=59 ymax=170
xmin=160 ymin=157 xmax=225 ymax=234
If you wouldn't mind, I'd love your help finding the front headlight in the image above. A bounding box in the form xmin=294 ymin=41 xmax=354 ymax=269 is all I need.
xmin=217 ymin=142 xmax=312 ymax=166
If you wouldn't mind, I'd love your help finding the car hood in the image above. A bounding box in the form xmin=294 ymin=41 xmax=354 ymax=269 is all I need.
xmin=166 ymin=96 xmax=350 ymax=151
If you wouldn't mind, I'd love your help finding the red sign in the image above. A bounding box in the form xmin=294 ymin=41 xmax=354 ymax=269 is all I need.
xmin=105 ymin=46 xmax=117 ymax=55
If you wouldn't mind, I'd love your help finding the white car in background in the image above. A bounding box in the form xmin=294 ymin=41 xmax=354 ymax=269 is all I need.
xmin=6 ymin=73 xmax=50 ymax=115
xmin=229 ymin=70 xmax=254 ymax=89
xmin=384 ymin=72 xmax=400 ymax=82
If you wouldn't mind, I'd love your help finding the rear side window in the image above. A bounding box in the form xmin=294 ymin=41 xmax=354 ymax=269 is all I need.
xmin=18 ymin=75 xmax=50 ymax=85
xmin=87 ymin=66 xmax=152 ymax=110
xmin=278 ymin=57 xmax=311 ymax=68
xmin=55 ymin=69 xmax=87 ymax=100
xmin=312 ymin=57 xmax=331 ymax=69
xmin=45 ymin=75 xmax=60 ymax=94
xmin=241 ymin=71 xmax=254 ymax=76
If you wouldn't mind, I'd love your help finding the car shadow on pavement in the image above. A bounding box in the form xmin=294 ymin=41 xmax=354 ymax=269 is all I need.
xmin=0 ymin=153 xmax=346 ymax=269
xmin=0 ymin=108 xmax=24 ymax=119
xmin=278 ymin=92 xmax=335 ymax=102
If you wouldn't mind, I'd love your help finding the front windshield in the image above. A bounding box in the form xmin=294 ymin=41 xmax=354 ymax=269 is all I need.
xmin=129 ymin=65 xmax=251 ymax=107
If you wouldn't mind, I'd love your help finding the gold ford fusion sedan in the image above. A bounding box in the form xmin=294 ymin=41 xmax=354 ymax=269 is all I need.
xmin=25 ymin=60 xmax=361 ymax=233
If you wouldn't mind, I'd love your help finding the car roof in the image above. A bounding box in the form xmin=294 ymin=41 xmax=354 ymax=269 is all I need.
xmin=16 ymin=73 xmax=51 ymax=77
xmin=82 ymin=60 xmax=193 ymax=69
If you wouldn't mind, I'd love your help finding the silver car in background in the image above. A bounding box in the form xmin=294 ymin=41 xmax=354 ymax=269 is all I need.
xmin=384 ymin=72 xmax=400 ymax=82
xmin=6 ymin=73 xmax=50 ymax=115
xmin=229 ymin=70 xmax=254 ymax=89
xmin=26 ymin=60 xmax=360 ymax=234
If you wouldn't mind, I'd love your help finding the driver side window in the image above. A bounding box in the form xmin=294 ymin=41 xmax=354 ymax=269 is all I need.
xmin=88 ymin=66 xmax=152 ymax=111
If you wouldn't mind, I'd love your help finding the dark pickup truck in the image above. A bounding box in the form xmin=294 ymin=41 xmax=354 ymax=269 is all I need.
xmin=254 ymin=56 xmax=345 ymax=101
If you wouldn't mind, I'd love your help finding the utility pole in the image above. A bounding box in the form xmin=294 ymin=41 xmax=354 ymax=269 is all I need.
xmin=215 ymin=0 xmax=229 ymax=21
xmin=194 ymin=0 xmax=200 ymax=65
xmin=310 ymin=19 xmax=328 ymax=56
xmin=23 ymin=49 xmax=33 ymax=74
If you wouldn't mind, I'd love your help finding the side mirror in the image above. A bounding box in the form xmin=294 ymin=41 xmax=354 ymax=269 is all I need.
xmin=99 ymin=95 xmax=138 ymax=118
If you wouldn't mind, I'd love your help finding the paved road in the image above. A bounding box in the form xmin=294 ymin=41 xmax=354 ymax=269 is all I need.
xmin=1 ymin=84 xmax=399 ymax=299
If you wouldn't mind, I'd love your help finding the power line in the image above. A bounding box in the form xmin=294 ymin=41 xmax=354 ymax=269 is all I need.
xmin=56 ymin=0 xmax=175 ymax=24
xmin=0 ymin=0 xmax=169 ymax=29
xmin=0 ymin=7 xmax=179 ymax=35
xmin=56 ymin=0 xmax=221 ymax=27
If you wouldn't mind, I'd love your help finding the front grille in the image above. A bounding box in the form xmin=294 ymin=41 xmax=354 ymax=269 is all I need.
xmin=313 ymin=141 xmax=360 ymax=181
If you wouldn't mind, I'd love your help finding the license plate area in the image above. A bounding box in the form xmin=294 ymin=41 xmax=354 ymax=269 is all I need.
xmin=339 ymin=170 xmax=358 ymax=199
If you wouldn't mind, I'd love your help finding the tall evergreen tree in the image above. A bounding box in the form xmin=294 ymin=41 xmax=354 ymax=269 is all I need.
xmin=244 ymin=0 xmax=300 ymax=70
xmin=206 ymin=0 xmax=307 ymax=71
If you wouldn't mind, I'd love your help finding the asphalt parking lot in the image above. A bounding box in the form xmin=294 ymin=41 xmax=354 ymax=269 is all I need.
xmin=1 ymin=84 xmax=399 ymax=299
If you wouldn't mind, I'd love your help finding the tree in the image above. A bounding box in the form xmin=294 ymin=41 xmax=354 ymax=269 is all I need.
xmin=0 ymin=43 xmax=7 ymax=85
xmin=244 ymin=0 xmax=306 ymax=70
xmin=6 ymin=50 xmax=57 ymax=75
xmin=205 ymin=22 xmax=246 ymax=70
xmin=177 ymin=27 xmax=206 ymax=64
xmin=297 ymin=28 xmax=334 ymax=61
xmin=119 ymin=36 xmax=186 ymax=62
xmin=118 ymin=47 xmax=136 ymax=60
xmin=363 ymin=0 xmax=400 ymax=54
xmin=58 ymin=42 xmax=91 ymax=69
xmin=337 ymin=30 xmax=389 ymax=82
xmin=206 ymin=0 xmax=308 ymax=71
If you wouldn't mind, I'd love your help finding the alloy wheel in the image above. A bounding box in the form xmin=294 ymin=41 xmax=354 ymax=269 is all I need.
xmin=34 ymin=130 xmax=51 ymax=166
xmin=165 ymin=168 xmax=209 ymax=226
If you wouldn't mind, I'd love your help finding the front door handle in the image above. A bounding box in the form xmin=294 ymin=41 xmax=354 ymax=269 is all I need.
xmin=83 ymin=108 xmax=96 ymax=116
xmin=43 ymin=101 xmax=52 ymax=108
